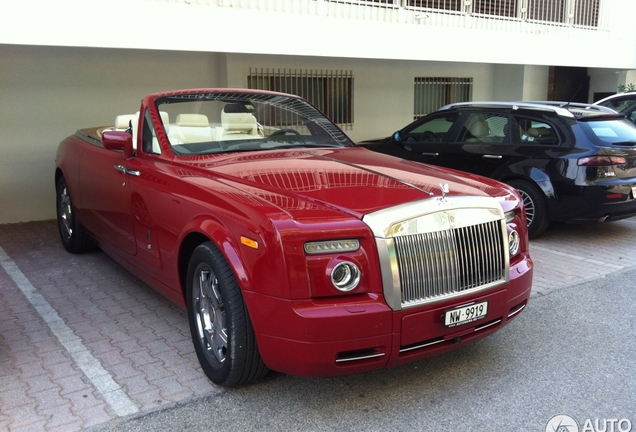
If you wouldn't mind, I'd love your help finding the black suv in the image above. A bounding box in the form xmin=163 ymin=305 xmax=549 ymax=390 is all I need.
xmin=361 ymin=101 xmax=636 ymax=237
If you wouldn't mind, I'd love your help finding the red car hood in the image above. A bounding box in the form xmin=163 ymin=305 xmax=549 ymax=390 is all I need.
xmin=175 ymin=147 xmax=510 ymax=219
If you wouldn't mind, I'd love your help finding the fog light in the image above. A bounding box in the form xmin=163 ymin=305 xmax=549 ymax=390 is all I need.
xmin=508 ymin=229 xmax=520 ymax=256
xmin=331 ymin=262 xmax=361 ymax=292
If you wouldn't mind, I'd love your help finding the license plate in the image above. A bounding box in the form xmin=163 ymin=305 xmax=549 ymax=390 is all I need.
xmin=444 ymin=301 xmax=488 ymax=328
xmin=632 ymin=186 xmax=636 ymax=199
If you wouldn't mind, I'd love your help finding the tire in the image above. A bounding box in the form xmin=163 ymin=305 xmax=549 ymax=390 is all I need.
xmin=507 ymin=179 xmax=550 ymax=238
xmin=56 ymin=176 xmax=95 ymax=253
xmin=186 ymin=242 xmax=268 ymax=387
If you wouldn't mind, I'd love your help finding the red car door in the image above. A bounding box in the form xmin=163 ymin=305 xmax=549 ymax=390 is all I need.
xmin=79 ymin=142 xmax=137 ymax=256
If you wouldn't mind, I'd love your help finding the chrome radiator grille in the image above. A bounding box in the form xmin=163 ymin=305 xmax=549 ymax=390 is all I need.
xmin=395 ymin=220 xmax=507 ymax=306
xmin=363 ymin=195 xmax=511 ymax=311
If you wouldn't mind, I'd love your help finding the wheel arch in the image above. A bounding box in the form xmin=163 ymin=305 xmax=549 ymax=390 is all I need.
xmin=177 ymin=218 xmax=252 ymax=309
xmin=497 ymin=166 xmax=556 ymax=202
xmin=54 ymin=167 xmax=64 ymax=186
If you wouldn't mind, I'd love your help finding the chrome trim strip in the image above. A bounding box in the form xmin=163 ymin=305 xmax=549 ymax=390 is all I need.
xmin=474 ymin=319 xmax=502 ymax=331
xmin=335 ymin=352 xmax=386 ymax=363
xmin=363 ymin=196 xmax=503 ymax=239
xmin=399 ymin=338 xmax=445 ymax=353
xmin=507 ymin=303 xmax=526 ymax=318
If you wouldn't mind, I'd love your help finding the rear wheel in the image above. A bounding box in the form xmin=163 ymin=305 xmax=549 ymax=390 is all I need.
xmin=186 ymin=242 xmax=268 ymax=387
xmin=56 ymin=176 xmax=95 ymax=253
xmin=507 ymin=179 xmax=550 ymax=238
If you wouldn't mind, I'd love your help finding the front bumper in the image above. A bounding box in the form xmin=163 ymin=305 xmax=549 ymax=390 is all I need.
xmin=246 ymin=253 xmax=533 ymax=378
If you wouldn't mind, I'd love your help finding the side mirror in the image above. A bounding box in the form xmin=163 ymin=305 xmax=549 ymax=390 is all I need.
xmin=102 ymin=130 xmax=133 ymax=159
xmin=392 ymin=131 xmax=402 ymax=143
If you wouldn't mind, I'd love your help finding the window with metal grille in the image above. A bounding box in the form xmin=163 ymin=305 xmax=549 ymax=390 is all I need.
xmin=404 ymin=0 xmax=600 ymax=27
xmin=414 ymin=77 xmax=472 ymax=119
xmin=248 ymin=68 xmax=354 ymax=129
xmin=407 ymin=0 xmax=462 ymax=12
xmin=473 ymin=0 xmax=518 ymax=18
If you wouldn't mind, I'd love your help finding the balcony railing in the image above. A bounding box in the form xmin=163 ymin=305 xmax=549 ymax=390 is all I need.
xmin=162 ymin=0 xmax=608 ymax=34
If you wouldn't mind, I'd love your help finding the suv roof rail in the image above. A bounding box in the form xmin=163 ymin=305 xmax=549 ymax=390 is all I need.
xmin=440 ymin=101 xmax=618 ymax=118
xmin=524 ymin=101 xmax=617 ymax=114
xmin=439 ymin=101 xmax=576 ymax=117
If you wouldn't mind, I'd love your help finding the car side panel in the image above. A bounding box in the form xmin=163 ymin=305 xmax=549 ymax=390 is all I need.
xmin=78 ymin=142 xmax=137 ymax=255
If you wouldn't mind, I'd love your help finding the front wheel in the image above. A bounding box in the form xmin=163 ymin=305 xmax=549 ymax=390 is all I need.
xmin=507 ymin=179 xmax=550 ymax=238
xmin=186 ymin=242 xmax=268 ymax=387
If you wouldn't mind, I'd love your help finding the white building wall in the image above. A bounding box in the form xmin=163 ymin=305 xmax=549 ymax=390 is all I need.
xmin=3 ymin=0 xmax=636 ymax=69
xmin=1 ymin=0 xmax=636 ymax=224
xmin=222 ymin=53 xmax=495 ymax=141
xmin=0 ymin=45 xmax=220 ymax=223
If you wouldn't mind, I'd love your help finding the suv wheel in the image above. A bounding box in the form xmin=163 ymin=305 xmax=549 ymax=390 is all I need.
xmin=507 ymin=179 xmax=550 ymax=238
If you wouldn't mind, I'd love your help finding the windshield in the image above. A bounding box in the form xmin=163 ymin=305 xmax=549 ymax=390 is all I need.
xmin=155 ymin=92 xmax=355 ymax=155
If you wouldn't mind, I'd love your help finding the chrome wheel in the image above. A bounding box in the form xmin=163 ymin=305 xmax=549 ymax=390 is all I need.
xmin=58 ymin=184 xmax=73 ymax=241
xmin=186 ymin=242 xmax=268 ymax=386
xmin=507 ymin=179 xmax=550 ymax=238
xmin=516 ymin=187 xmax=535 ymax=227
xmin=193 ymin=266 xmax=227 ymax=364
xmin=56 ymin=176 xmax=94 ymax=253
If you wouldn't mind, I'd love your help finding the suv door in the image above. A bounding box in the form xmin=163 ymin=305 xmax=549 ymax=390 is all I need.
xmin=390 ymin=112 xmax=462 ymax=166
xmin=409 ymin=110 xmax=562 ymax=182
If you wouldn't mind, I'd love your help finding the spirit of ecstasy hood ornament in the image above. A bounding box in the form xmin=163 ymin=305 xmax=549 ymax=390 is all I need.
xmin=438 ymin=183 xmax=449 ymax=204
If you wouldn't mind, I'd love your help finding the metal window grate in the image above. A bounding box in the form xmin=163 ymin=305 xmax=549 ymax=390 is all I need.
xmin=248 ymin=68 xmax=354 ymax=129
xmin=407 ymin=0 xmax=601 ymax=28
xmin=414 ymin=77 xmax=472 ymax=119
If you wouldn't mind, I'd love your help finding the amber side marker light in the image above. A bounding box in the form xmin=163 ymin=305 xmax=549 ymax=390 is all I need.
xmin=241 ymin=236 xmax=259 ymax=249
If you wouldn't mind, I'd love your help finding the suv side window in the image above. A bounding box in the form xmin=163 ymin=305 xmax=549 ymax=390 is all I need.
xmin=403 ymin=113 xmax=459 ymax=142
xmin=458 ymin=113 xmax=508 ymax=143
xmin=513 ymin=116 xmax=559 ymax=146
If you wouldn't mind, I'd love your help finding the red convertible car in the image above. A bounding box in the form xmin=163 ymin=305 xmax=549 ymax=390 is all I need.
xmin=55 ymin=89 xmax=533 ymax=387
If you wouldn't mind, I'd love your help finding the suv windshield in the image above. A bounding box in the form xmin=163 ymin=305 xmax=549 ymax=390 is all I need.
xmin=155 ymin=92 xmax=354 ymax=155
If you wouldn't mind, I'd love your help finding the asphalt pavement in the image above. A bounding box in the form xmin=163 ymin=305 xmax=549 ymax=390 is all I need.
xmin=91 ymin=267 xmax=636 ymax=432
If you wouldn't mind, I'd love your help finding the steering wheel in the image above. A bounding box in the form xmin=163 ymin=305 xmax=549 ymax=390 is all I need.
xmin=270 ymin=129 xmax=301 ymax=137
xmin=420 ymin=131 xmax=436 ymax=141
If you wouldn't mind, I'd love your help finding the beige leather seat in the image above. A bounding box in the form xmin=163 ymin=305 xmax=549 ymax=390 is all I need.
xmin=464 ymin=117 xmax=490 ymax=142
xmin=114 ymin=114 xmax=137 ymax=132
xmin=221 ymin=104 xmax=259 ymax=139
xmin=174 ymin=113 xmax=217 ymax=144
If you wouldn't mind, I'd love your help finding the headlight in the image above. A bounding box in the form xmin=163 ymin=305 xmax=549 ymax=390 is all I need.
xmin=304 ymin=239 xmax=360 ymax=254
xmin=331 ymin=262 xmax=361 ymax=292
xmin=508 ymin=229 xmax=520 ymax=256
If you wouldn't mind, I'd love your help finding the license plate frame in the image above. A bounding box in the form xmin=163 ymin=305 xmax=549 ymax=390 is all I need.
xmin=443 ymin=301 xmax=488 ymax=328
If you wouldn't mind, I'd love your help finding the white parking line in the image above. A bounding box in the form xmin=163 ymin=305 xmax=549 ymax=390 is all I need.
xmin=0 ymin=246 xmax=139 ymax=418
xmin=530 ymin=244 xmax=625 ymax=270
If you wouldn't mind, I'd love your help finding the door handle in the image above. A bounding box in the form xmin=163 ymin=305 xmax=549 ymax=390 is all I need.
xmin=421 ymin=152 xmax=439 ymax=157
xmin=114 ymin=164 xmax=140 ymax=176
xmin=482 ymin=155 xmax=502 ymax=159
